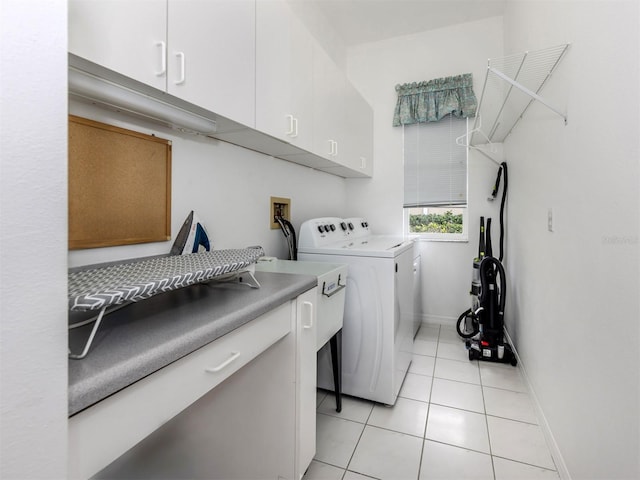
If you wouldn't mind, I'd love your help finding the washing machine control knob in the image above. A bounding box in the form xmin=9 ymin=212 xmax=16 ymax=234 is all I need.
xmin=330 ymin=224 xmax=336 ymax=231
xmin=348 ymin=222 xmax=354 ymax=230
xmin=340 ymin=222 xmax=347 ymax=231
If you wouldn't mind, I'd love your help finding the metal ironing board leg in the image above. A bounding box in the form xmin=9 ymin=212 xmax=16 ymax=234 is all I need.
xmin=329 ymin=329 xmax=342 ymax=412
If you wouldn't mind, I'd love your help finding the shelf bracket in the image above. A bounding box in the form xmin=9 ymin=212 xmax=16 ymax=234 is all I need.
xmin=470 ymin=145 xmax=502 ymax=166
xmin=488 ymin=66 xmax=568 ymax=125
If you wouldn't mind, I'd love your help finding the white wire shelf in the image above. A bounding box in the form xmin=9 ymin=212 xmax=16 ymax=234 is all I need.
xmin=467 ymin=43 xmax=570 ymax=147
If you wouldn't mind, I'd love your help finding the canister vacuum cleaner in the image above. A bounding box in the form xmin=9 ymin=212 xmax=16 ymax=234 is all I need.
xmin=456 ymin=162 xmax=517 ymax=366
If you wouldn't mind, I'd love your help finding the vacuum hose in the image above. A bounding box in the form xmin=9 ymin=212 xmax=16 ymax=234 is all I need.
xmin=497 ymin=162 xmax=508 ymax=262
xmin=479 ymin=256 xmax=506 ymax=329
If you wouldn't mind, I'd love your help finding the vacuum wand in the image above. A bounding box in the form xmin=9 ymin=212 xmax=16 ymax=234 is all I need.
xmin=487 ymin=162 xmax=508 ymax=262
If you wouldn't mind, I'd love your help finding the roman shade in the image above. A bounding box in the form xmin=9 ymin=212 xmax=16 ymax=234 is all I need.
xmin=403 ymin=115 xmax=468 ymax=207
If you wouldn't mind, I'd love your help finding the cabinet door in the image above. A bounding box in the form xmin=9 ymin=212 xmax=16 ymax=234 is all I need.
xmin=68 ymin=0 xmax=167 ymax=91
xmin=295 ymin=288 xmax=317 ymax=479
xmin=343 ymin=85 xmax=374 ymax=176
xmin=256 ymin=0 xmax=313 ymax=151
xmin=167 ymin=0 xmax=256 ymax=127
xmin=69 ymin=301 xmax=293 ymax=479
xmin=92 ymin=317 xmax=297 ymax=480
xmin=312 ymin=43 xmax=346 ymax=161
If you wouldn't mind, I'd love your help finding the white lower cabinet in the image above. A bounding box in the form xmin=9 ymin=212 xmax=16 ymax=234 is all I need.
xmin=69 ymin=288 xmax=317 ymax=480
xmin=295 ymin=288 xmax=317 ymax=479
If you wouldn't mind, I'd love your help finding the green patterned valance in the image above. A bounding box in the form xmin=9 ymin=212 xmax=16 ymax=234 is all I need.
xmin=393 ymin=73 xmax=477 ymax=126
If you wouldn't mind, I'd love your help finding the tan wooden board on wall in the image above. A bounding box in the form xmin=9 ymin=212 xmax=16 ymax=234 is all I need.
xmin=68 ymin=115 xmax=172 ymax=250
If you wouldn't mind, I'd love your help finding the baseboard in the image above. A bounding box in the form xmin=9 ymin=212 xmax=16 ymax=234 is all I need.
xmin=421 ymin=313 xmax=457 ymax=326
xmin=503 ymin=328 xmax=571 ymax=480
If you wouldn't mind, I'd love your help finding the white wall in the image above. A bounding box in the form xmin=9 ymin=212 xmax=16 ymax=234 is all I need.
xmin=286 ymin=0 xmax=347 ymax=71
xmin=68 ymin=102 xmax=348 ymax=268
xmin=502 ymin=1 xmax=639 ymax=479
xmin=345 ymin=16 xmax=505 ymax=323
xmin=0 ymin=1 xmax=68 ymax=478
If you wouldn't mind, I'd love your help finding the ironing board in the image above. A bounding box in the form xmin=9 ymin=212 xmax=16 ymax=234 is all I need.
xmin=68 ymin=248 xmax=265 ymax=359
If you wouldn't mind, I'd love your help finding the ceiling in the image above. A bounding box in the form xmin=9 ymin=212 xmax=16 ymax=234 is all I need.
xmin=292 ymin=0 xmax=506 ymax=47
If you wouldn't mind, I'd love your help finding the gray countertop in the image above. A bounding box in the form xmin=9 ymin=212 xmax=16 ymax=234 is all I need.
xmin=68 ymin=271 xmax=316 ymax=416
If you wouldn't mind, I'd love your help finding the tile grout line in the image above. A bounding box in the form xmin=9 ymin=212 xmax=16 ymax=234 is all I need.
xmin=340 ymin=392 xmax=376 ymax=479
xmin=491 ymin=454 xmax=562 ymax=473
xmin=478 ymin=357 xmax=498 ymax=480
xmin=415 ymin=323 xmax=440 ymax=480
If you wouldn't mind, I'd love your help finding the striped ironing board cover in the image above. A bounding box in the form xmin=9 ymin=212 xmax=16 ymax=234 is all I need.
xmin=68 ymin=248 xmax=265 ymax=312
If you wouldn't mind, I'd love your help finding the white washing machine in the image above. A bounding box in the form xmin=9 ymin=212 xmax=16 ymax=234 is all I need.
xmin=298 ymin=217 xmax=414 ymax=405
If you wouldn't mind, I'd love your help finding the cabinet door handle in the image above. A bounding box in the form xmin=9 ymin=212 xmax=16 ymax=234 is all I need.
xmin=175 ymin=52 xmax=186 ymax=85
xmin=302 ymin=301 xmax=313 ymax=329
xmin=156 ymin=41 xmax=166 ymax=76
xmin=286 ymin=114 xmax=295 ymax=136
xmin=291 ymin=117 xmax=299 ymax=138
xmin=328 ymin=140 xmax=338 ymax=156
xmin=360 ymin=157 xmax=366 ymax=169
xmin=205 ymin=351 xmax=240 ymax=373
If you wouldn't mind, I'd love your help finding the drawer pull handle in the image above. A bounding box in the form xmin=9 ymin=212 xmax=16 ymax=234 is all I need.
xmin=205 ymin=351 xmax=240 ymax=373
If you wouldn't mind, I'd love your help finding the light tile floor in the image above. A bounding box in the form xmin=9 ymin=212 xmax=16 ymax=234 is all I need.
xmin=305 ymin=324 xmax=559 ymax=480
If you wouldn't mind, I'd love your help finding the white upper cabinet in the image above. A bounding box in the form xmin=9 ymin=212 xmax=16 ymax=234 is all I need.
xmin=68 ymin=0 xmax=168 ymax=91
xmin=343 ymin=85 xmax=374 ymax=176
xmin=312 ymin=44 xmax=347 ymax=162
xmin=312 ymin=43 xmax=373 ymax=176
xmin=256 ymin=0 xmax=313 ymax=151
xmin=168 ymin=0 xmax=255 ymax=128
xmin=69 ymin=0 xmax=255 ymax=128
xmin=68 ymin=0 xmax=373 ymax=177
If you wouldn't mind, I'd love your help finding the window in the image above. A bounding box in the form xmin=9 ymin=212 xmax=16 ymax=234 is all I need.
xmin=403 ymin=115 xmax=468 ymax=240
